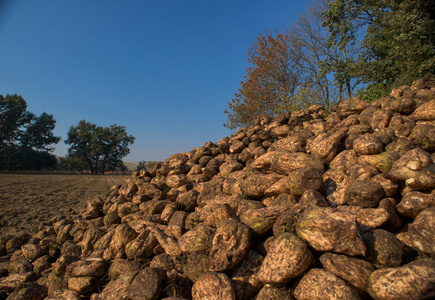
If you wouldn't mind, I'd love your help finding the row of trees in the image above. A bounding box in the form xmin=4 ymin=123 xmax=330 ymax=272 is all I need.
xmin=224 ymin=0 xmax=435 ymax=129
xmin=0 ymin=94 xmax=135 ymax=173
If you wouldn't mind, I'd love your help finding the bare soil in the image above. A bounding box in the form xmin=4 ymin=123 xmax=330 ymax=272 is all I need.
xmin=0 ymin=173 xmax=130 ymax=240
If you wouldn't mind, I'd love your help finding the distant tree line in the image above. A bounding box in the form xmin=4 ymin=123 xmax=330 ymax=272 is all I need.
xmin=0 ymin=94 xmax=135 ymax=173
xmin=224 ymin=0 xmax=435 ymax=129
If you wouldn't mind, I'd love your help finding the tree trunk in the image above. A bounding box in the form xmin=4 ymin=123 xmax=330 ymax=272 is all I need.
xmin=338 ymin=84 xmax=343 ymax=102
xmin=346 ymin=79 xmax=352 ymax=99
xmin=95 ymin=158 xmax=99 ymax=174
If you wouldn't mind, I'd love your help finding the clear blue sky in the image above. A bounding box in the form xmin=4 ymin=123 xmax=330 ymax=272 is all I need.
xmin=0 ymin=0 xmax=308 ymax=162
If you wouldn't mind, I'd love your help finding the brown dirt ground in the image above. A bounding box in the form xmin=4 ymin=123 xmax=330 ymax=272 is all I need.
xmin=0 ymin=173 xmax=130 ymax=240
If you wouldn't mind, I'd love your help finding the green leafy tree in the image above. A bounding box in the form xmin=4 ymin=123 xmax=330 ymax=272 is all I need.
xmin=64 ymin=120 xmax=96 ymax=173
xmin=136 ymin=160 xmax=147 ymax=172
xmin=59 ymin=155 xmax=87 ymax=173
xmin=0 ymin=94 xmax=60 ymax=170
xmin=65 ymin=120 xmax=135 ymax=174
xmin=362 ymin=0 xmax=435 ymax=97
xmin=21 ymin=112 xmax=60 ymax=151
xmin=99 ymin=124 xmax=136 ymax=174
xmin=323 ymin=0 xmax=435 ymax=100
xmin=0 ymin=94 xmax=34 ymax=150
xmin=317 ymin=0 xmax=364 ymax=100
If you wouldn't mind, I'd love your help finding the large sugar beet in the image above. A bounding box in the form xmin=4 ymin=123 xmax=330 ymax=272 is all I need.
xmin=251 ymin=151 xmax=287 ymax=173
xmin=323 ymin=168 xmax=349 ymax=205
xmin=230 ymin=250 xmax=264 ymax=299
xmin=320 ymin=253 xmax=374 ymax=294
xmin=344 ymin=180 xmax=385 ymax=208
xmin=102 ymin=224 xmax=138 ymax=261
xmin=368 ymin=259 xmax=435 ymax=300
xmin=184 ymin=252 xmax=211 ymax=282
xmin=265 ymin=167 xmax=323 ymax=197
xmin=329 ymin=149 xmax=358 ymax=171
xmin=240 ymin=174 xmax=283 ymax=199
xmin=268 ymin=134 xmax=306 ymax=152
xmin=362 ymin=229 xmax=403 ymax=268
xmin=358 ymin=151 xmax=397 ymax=173
xmin=410 ymin=99 xmax=435 ymax=121
xmin=192 ymin=272 xmax=235 ymax=300
xmin=296 ymin=207 xmax=366 ymax=256
xmin=337 ymin=97 xmax=370 ymax=117
xmin=178 ymin=224 xmax=215 ymax=254
xmin=5 ymin=282 xmax=47 ymax=300
xmin=409 ymin=124 xmax=435 ymax=152
xmin=294 ymin=268 xmax=361 ymax=300
xmin=353 ymin=133 xmax=384 ymax=155
xmin=66 ymin=258 xmax=108 ymax=278
xmin=93 ymin=271 xmax=137 ymax=300
xmin=148 ymin=225 xmax=182 ymax=257
xmin=125 ymin=229 xmax=157 ymax=260
xmin=398 ymin=207 xmax=435 ymax=256
xmin=388 ymin=148 xmax=435 ymax=191
xmin=256 ymin=233 xmax=313 ymax=285
xmin=240 ymin=206 xmax=282 ymax=235
xmin=397 ymin=191 xmax=435 ymax=218
xmin=309 ymin=128 xmax=348 ymax=163
xmin=271 ymin=152 xmax=324 ymax=175
xmin=208 ymin=219 xmax=251 ymax=272
xmin=127 ymin=268 xmax=166 ymax=300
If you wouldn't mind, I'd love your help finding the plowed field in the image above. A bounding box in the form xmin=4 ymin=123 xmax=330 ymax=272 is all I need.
xmin=0 ymin=174 xmax=129 ymax=239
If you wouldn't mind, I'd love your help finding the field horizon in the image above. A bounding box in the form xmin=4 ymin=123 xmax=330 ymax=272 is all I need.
xmin=0 ymin=173 xmax=130 ymax=240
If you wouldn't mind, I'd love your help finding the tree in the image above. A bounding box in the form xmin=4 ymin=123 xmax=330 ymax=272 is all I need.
xmin=224 ymin=0 xmax=434 ymax=130
xmin=323 ymin=0 xmax=435 ymax=100
xmin=224 ymin=30 xmax=302 ymax=129
xmin=59 ymin=155 xmax=87 ymax=173
xmin=20 ymin=112 xmax=60 ymax=151
xmin=362 ymin=0 xmax=435 ymax=95
xmin=0 ymin=94 xmax=60 ymax=170
xmin=0 ymin=94 xmax=33 ymax=150
xmin=224 ymin=0 xmax=362 ymax=129
xmin=136 ymin=160 xmax=147 ymax=172
xmin=65 ymin=120 xmax=135 ymax=174
xmin=289 ymin=0 xmax=355 ymax=107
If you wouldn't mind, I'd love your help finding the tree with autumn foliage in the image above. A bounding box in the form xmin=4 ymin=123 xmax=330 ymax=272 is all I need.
xmin=225 ymin=0 xmax=434 ymax=129
xmin=224 ymin=0 xmax=353 ymax=129
xmin=224 ymin=30 xmax=302 ymax=129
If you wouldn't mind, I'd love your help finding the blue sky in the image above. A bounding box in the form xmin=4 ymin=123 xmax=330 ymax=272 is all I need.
xmin=0 ymin=0 xmax=308 ymax=162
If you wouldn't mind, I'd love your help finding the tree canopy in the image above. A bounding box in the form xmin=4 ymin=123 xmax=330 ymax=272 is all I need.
xmin=65 ymin=120 xmax=135 ymax=174
xmin=224 ymin=30 xmax=301 ymax=129
xmin=0 ymin=94 xmax=60 ymax=170
xmin=323 ymin=0 xmax=435 ymax=99
xmin=224 ymin=0 xmax=435 ymax=128
xmin=224 ymin=0 xmax=352 ymax=129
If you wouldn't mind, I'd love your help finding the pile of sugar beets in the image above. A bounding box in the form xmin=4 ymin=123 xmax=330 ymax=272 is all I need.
xmin=1 ymin=76 xmax=435 ymax=300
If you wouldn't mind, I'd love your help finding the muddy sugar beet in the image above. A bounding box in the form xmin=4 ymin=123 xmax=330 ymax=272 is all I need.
xmin=1 ymin=77 xmax=435 ymax=300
